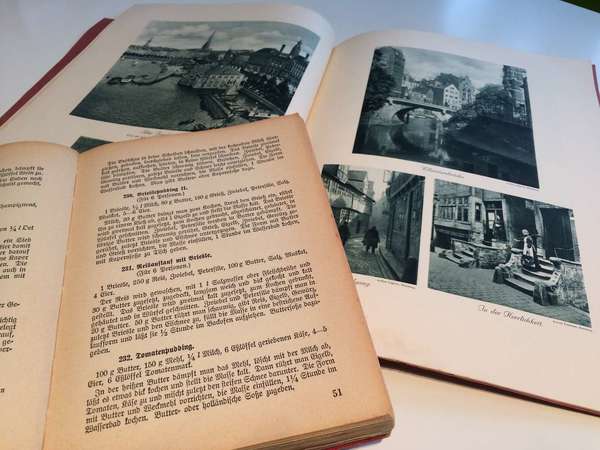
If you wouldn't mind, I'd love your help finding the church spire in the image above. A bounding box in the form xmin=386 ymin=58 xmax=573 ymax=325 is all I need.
xmin=201 ymin=30 xmax=216 ymax=51
xmin=289 ymin=39 xmax=302 ymax=58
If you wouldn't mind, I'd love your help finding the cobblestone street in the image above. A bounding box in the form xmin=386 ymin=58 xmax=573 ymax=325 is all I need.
xmin=428 ymin=251 xmax=591 ymax=327
xmin=343 ymin=236 xmax=396 ymax=280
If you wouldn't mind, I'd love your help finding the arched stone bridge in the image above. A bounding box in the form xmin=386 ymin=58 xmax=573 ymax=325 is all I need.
xmin=388 ymin=97 xmax=451 ymax=123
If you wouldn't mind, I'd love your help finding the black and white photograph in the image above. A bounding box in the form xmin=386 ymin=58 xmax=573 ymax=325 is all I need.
xmin=71 ymin=136 xmax=111 ymax=153
xmin=71 ymin=20 xmax=319 ymax=131
xmin=321 ymin=164 xmax=424 ymax=284
xmin=353 ymin=46 xmax=539 ymax=188
xmin=429 ymin=180 xmax=590 ymax=327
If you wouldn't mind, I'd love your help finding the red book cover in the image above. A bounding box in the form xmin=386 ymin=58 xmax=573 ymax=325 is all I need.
xmin=593 ymin=64 xmax=600 ymax=106
xmin=0 ymin=18 xmax=113 ymax=128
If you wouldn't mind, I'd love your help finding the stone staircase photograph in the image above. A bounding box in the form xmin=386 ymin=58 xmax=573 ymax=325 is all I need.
xmin=435 ymin=238 xmax=590 ymax=321
xmin=442 ymin=246 xmax=475 ymax=268
xmin=429 ymin=180 xmax=591 ymax=327
xmin=438 ymin=238 xmax=508 ymax=270
xmin=503 ymin=257 xmax=556 ymax=297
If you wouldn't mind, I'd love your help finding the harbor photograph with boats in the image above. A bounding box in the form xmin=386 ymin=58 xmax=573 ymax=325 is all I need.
xmin=353 ymin=46 xmax=540 ymax=188
xmin=71 ymin=20 xmax=319 ymax=131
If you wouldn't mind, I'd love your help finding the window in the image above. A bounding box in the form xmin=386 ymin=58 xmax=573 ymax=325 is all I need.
xmin=475 ymin=203 xmax=481 ymax=222
xmin=438 ymin=205 xmax=456 ymax=220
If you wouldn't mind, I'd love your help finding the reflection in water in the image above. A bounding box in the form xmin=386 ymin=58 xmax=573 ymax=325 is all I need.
xmin=361 ymin=114 xmax=450 ymax=166
xmin=71 ymin=58 xmax=260 ymax=131
xmin=73 ymin=68 xmax=208 ymax=131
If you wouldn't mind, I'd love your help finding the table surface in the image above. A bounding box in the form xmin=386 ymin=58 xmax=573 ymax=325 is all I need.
xmin=2 ymin=1 xmax=599 ymax=448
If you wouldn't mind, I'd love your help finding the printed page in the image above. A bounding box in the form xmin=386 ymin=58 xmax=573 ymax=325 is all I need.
xmin=0 ymin=143 xmax=78 ymax=450
xmin=0 ymin=3 xmax=334 ymax=152
xmin=43 ymin=115 xmax=392 ymax=450
xmin=307 ymin=30 xmax=600 ymax=412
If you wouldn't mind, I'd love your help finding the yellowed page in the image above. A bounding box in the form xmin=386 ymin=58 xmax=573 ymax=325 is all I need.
xmin=308 ymin=30 xmax=600 ymax=412
xmin=44 ymin=115 xmax=392 ymax=449
xmin=0 ymin=142 xmax=77 ymax=450
xmin=0 ymin=4 xmax=334 ymax=149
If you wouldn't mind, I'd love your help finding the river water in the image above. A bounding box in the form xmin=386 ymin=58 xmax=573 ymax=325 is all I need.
xmin=354 ymin=106 xmax=540 ymax=187
xmin=71 ymin=58 xmax=255 ymax=131
xmin=356 ymin=114 xmax=451 ymax=167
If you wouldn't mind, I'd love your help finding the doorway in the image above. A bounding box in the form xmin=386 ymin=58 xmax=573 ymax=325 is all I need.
xmin=540 ymin=208 xmax=574 ymax=260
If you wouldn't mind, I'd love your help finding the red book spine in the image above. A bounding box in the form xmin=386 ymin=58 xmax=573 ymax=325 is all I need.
xmin=593 ymin=64 xmax=600 ymax=106
xmin=0 ymin=18 xmax=114 ymax=128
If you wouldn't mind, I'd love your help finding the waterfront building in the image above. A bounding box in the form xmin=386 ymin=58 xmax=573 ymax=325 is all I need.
xmin=378 ymin=47 xmax=405 ymax=95
xmin=458 ymin=76 xmax=475 ymax=105
xmin=195 ymin=65 xmax=246 ymax=94
xmin=245 ymin=40 xmax=309 ymax=90
xmin=474 ymin=86 xmax=508 ymax=118
xmin=322 ymin=165 xmax=375 ymax=235
xmin=402 ymin=74 xmax=418 ymax=92
xmin=178 ymin=62 xmax=215 ymax=87
xmin=409 ymin=85 xmax=434 ymax=103
xmin=433 ymin=83 xmax=461 ymax=110
xmin=178 ymin=63 xmax=245 ymax=95
xmin=231 ymin=51 xmax=252 ymax=67
xmin=502 ymin=65 xmax=529 ymax=123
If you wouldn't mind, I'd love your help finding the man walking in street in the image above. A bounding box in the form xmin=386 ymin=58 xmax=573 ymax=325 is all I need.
xmin=363 ymin=226 xmax=380 ymax=254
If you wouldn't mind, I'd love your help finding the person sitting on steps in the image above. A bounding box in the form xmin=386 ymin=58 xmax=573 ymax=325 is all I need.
xmin=521 ymin=229 xmax=541 ymax=271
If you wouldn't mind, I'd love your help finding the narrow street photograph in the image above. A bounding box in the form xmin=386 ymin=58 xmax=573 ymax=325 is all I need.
xmin=342 ymin=236 xmax=395 ymax=280
xmin=321 ymin=164 xmax=424 ymax=284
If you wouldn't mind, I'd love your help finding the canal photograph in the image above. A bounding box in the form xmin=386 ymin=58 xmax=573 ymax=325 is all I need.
xmin=353 ymin=46 xmax=540 ymax=188
xmin=71 ymin=20 xmax=319 ymax=131
xmin=321 ymin=164 xmax=424 ymax=285
xmin=428 ymin=180 xmax=590 ymax=327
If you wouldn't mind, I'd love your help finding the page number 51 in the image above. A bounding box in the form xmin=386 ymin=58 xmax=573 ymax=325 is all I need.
xmin=332 ymin=388 xmax=343 ymax=398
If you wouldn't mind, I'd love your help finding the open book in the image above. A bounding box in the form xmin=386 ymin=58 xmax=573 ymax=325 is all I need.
xmin=0 ymin=114 xmax=393 ymax=449
xmin=1 ymin=1 xmax=599 ymax=439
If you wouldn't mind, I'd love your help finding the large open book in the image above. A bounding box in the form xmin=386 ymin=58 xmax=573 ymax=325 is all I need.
xmin=1 ymin=2 xmax=599 ymax=438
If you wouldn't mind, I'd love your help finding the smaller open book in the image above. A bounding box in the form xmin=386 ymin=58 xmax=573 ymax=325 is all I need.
xmin=0 ymin=115 xmax=393 ymax=450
